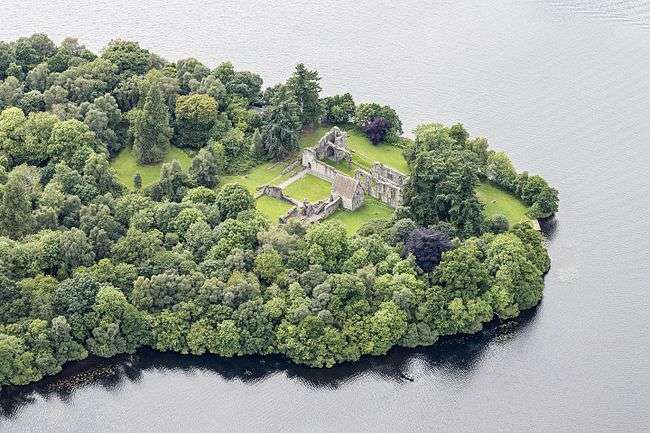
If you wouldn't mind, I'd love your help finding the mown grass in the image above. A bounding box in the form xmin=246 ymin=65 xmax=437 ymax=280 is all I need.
xmin=327 ymin=196 xmax=394 ymax=234
xmin=219 ymin=161 xmax=294 ymax=193
xmin=256 ymin=195 xmax=294 ymax=223
xmin=299 ymin=124 xmax=410 ymax=174
xmin=111 ymin=146 xmax=193 ymax=189
xmin=476 ymin=181 xmax=530 ymax=226
xmin=283 ymin=173 xmax=332 ymax=203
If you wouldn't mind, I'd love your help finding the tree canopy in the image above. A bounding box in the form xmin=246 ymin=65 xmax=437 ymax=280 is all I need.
xmin=0 ymin=34 xmax=556 ymax=389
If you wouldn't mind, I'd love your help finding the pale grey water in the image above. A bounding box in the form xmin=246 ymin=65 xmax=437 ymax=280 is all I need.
xmin=1 ymin=1 xmax=650 ymax=432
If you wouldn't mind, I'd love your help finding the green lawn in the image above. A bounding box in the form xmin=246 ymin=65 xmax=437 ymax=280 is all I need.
xmin=476 ymin=181 xmax=530 ymax=225
xmin=299 ymin=124 xmax=410 ymax=174
xmin=322 ymin=158 xmax=357 ymax=176
xmin=256 ymin=195 xmax=293 ymax=222
xmin=111 ymin=146 xmax=193 ymax=189
xmin=283 ymin=174 xmax=332 ymax=202
xmin=219 ymin=161 xmax=294 ymax=193
xmin=327 ymin=196 xmax=394 ymax=234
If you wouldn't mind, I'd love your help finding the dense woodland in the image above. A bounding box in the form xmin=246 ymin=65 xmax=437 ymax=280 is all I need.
xmin=0 ymin=35 xmax=558 ymax=388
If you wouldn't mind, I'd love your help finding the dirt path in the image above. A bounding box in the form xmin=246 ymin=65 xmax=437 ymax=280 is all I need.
xmin=276 ymin=168 xmax=308 ymax=189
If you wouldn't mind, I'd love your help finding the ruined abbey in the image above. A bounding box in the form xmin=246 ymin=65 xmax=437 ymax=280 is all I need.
xmin=257 ymin=127 xmax=409 ymax=224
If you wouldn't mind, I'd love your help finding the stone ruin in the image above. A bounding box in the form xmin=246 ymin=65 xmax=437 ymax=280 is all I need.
xmin=302 ymin=127 xmax=409 ymax=210
xmin=306 ymin=126 xmax=352 ymax=165
xmin=332 ymin=172 xmax=364 ymax=211
xmin=355 ymin=163 xmax=408 ymax=209
xmin=258 ymin=127 xmax=411 ymax=226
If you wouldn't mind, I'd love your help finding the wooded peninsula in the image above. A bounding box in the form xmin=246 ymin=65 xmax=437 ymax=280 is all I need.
xmin=0 ymin=35 xmax=558 ymax=388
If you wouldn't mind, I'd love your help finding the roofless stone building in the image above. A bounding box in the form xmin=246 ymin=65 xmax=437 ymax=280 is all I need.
xmin=258 ymin=127 xmax=410 ymax=224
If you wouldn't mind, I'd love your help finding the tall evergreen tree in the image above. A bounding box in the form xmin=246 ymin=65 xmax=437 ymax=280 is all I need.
xmin=132 ymin=82 xmax=171 ymax=164
xmin=287 ymin=63 xmax=321 ymax=128
xmin=261 ymin=86 xmax=301 ymax=160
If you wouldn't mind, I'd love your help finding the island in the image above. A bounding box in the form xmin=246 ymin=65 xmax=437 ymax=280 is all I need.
xmin=0 ymin=35 xmax=558 ymax=387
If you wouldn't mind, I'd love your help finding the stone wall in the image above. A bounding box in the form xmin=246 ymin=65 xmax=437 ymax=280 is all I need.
xmin=370 ymin=163 xmax=408 ymax=187
xmin=257 ymin=185 xmax=301 ymax=207
xmin=279 ymin=197 xmax=342 ymax=224
xmin=301 ymin=128 xmax=410 ymax=210
xmin=303 ymin=157 xmax=339 ymax=182
xmin=355 ymin=163 xmax=408 ymax=208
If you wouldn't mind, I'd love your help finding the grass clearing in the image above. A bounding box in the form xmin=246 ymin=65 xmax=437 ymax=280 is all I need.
xmin=476 ymin=181 xmax=530 ymax=226
xmin=283 ymin=174 xmax=331 ymax=202
xmin=111 ymin=146 xmax=193 ymax=189
xmin=256 ymin=195 xmax=293 ymax=223
xmin=219 ymin=161 xmax=293 ymax=193
xmin=327 ymin=196 xmax=394 ymax=234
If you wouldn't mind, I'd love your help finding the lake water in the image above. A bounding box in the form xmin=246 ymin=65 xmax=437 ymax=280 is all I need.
xmin=1 ymin=1 xmax=650 ymax=431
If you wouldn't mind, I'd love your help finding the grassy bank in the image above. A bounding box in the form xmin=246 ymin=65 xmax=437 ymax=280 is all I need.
xmin=111 ymin=146 xmax=193 ymax=189
xmin=476 ymin=181 xmax=530 ymax=226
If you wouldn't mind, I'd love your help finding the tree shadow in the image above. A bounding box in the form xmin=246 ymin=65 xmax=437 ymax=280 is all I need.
xmin=0 ymin=307 xmax=539 ymax=419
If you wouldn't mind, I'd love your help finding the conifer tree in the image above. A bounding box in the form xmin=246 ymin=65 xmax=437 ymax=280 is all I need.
xmin=132 ymin=82 xmax=171 ymax=164
xmin=287 ymin=63 xmax=321 ymax=128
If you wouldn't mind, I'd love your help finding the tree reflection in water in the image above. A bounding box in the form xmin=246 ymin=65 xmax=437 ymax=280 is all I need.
xmin=0 ymin=308 xmax=538 ymax=420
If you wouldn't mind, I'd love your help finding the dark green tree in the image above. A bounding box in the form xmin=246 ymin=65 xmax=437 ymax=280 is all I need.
xmin=287 ymin=63 xmax=322 ymax=128
xmin=215 ymin=183 xmax=254 ymax=220
xmin=174 ymin=94 xmax=218 ymax=149
xmin=132 ymin=81 xmax=171 ymax=164
xmin=260 ymin=86 xmax=300 ymax=160
xmin=189 ymin=147 xmax=219 ymax=188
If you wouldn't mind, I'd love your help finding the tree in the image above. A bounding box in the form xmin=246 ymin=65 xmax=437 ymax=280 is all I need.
xmin=87 ymin=286 xmax=150 ymax=357
xmin=176 ymin=58 xmax=210 ymax=94
xmin=111 ymin=228 xmax=163 ymax=266
xmin=84 ymin=94 xmax=123 ymax=154
xmin=485 ymin=214 xmax=509 ymax=234
xmin=174 ymin=94 xmax=218 ymax=149
xmin=47 ymin=119 xmax=98 ymax=169
xmin=261 ymin=86 xmax=300 ymax=160
xmin=102 ymin=39 xmax=151 ymax=76
xmin=215 ymin=183 xmax=254 ymax=220
xmin=148 ymin=160 xmax=190 ymax=202
xmin=0 ymin=110 xmax=55 ymax=166
xmin=487 ymin=151 xmax=518 ymax=191
xmin=449 ymin=123 xmax=469 ymax=146
xmin=403 ymin=147 xmax=484 ymax=238
xmin=189 ymin=147 xmax=219 ymax=187
xmin=403 ymin=228 xmax=453 ymax=273
xmin=485 ymin=232 xmax=544 ymax=315
xmin=287 ymin=63 xmax=322 ymax=128
xmin=321 ymin=93 xmax=355 ymax=124
xmin=133 ymin=172 xmax=142 ymax=190
xmin=519 ymin=174 xmax=559 ymax=218
xmin=226 ymin=71 xmax=263 ymax=105
xmin=132 ymin=81 xmax=171 ymax=164
xmin=361 ymin=116 xmax=390 ymax=144
xmin=435 ymin=238 xmax=490 ymax=299
xmin=254 ymin=247 xmax=283 ymax=285
xmin=355 ymin=103 xmax=402 ymax=143
xmin=0 ymin=42 xmax=15 ymax=79
xmin=0 ymin=164 xmax=40 ymax=238
xmin=82 ymin=153 xmax=123 ymax=196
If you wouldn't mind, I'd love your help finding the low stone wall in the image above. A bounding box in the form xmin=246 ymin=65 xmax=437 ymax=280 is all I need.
xmin=281 ymin=159 xmax=302 ymax=175
xmin=257 ymin=185 xmax=301 ymax=207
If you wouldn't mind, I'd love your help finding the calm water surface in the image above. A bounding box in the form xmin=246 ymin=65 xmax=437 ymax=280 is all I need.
xmin=1 ymin=1 xmax=650 ymax=432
